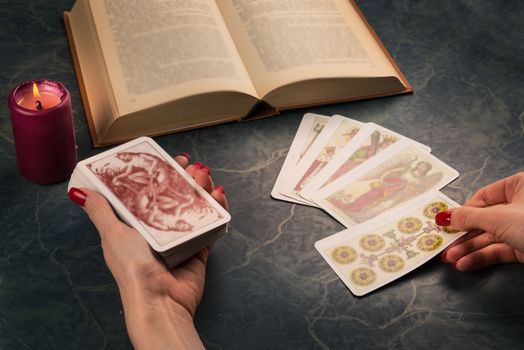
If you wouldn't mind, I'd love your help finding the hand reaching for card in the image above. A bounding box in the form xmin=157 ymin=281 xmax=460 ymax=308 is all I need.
xmin=436 ymin=172 xmax=524 ymax=271
xmin=68 ymin=153 xmax=228 ymax=349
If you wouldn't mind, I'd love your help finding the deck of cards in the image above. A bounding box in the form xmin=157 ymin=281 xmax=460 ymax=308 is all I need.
xmin=272 ymin=113 xmax=466 ymax=296
xmin=68 ymin=137 xmax=230 ymax=268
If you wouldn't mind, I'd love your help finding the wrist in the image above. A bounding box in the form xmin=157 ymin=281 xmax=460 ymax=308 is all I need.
xmin=118 ymin=279 xmax=203 ymax=349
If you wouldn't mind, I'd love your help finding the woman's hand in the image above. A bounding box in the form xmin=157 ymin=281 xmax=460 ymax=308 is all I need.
xmin=436 ymin=172 xmax=524 ymax=271
xmin=68 ymin=154 xmax=228 ymax=349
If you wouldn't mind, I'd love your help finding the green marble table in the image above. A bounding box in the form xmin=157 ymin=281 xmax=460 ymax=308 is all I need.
xmin=1 ymin=1 xmax=523 ymax=348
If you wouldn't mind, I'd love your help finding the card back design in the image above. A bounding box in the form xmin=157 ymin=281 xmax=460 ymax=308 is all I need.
xmin=86 ymin=140 xmax=224 ymax=244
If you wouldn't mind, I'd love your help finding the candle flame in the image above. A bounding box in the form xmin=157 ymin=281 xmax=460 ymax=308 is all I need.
xmin=33 ymin=83 xmax=41 ymax=98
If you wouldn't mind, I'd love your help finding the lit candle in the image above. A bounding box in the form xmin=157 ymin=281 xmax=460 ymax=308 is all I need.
xmin=16 ymin=82 xmax=62 ymax=110
xmin=8 ymin=80 xmax=77 ymax=184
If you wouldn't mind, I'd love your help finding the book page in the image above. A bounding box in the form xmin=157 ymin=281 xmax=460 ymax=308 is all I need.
xmin=217 ymin=0 xmax=400 ymax=97
xmin=89 ymin=0 xmax=258 ymax=115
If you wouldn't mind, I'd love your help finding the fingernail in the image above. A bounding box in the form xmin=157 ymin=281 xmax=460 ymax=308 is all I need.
xmin=440 ymin=251 xmax=448 ymax=263
xmin=68 ymin=187 xmax=87 ymax=207
xmin=215 ymin=185 xmax=225 ymax=194
xmin=201 ymin=165 xmax=210 ymax=175
xmin=194 ymin=162 xmax=203 ymax=168
xmin=178 ymin=152 xmax=190 ymax=161
xmin=435 ymin=210 xmax=452 ymax=226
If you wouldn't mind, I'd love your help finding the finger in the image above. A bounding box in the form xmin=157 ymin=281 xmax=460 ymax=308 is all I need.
xmin=171 ymin=247 xmax=209 ymax=277
xmin=78 ymin=188 xmax=128 ymax=239
xmin=436 ymin=205 xmax=505 ymax=234
xmin=443 ymin=231 xmax=496 ymax=263
xmin=211 ymin=186 xmax=229 ymax=210
xmin=195 ymin=246 xmax=210 ymax=265
xmin=453 ymin=243 xmax=520 ymax=271
xmin=441 ymin=229 xmax=484 ymax=259
xmin=186 ymin=162 xmax=207 ymax=178
xmin=464 ymin=173 xmax=522 ymax=207
xmin=184 ymin=161 xmax=216 ymax=195
xmin=173 ymin=152 xmax=190 ymax=169
xmin=193 ymin=168 xmax=214 ymax=193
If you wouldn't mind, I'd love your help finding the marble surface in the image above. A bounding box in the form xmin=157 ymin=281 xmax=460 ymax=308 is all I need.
xmin=1 ymin=0 xmax=523 ymax=348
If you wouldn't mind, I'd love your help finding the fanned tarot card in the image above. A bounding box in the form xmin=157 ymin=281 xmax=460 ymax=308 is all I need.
xmin=69 ymin=137 xmax=230 ymax=252
xmin=280 ymin=115 xmax=364 ymax=205
xmin=313 ymin=140 xmax=458 ymax=227
xmin=300 ymin=122 xmax=431 ymax=202
xmin=271 ymin=113 xmax=330 ymax=204
xmin=315 ymin=191 xmax=466 ymax=296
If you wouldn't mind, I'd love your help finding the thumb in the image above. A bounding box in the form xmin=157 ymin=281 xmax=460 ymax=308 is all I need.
xmin=77 ymin=188 xmax=128 ymax=239
xmin=435 ymin=206 xmax=501 ymax=234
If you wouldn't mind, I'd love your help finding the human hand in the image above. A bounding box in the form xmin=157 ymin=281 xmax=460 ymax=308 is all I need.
xmin=68 ymin=153 xmax=228 ymax=349
xmin=435 ymin=172 xmax=524 ymax=271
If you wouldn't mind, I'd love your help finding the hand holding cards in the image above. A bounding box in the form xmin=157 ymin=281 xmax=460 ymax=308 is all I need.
xmin=68 ymin=137 xmax=230 ymax=268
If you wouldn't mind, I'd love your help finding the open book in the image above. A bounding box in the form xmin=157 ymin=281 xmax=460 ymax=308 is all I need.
xmin=65 ymin=0 xmax=412 ymax=147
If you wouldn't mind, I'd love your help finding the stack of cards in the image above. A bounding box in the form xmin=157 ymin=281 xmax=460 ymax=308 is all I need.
xmin=68 ymin=137 xmax=230 ymax=268
xmin=272 ymin=113 xmax=465 ymax=295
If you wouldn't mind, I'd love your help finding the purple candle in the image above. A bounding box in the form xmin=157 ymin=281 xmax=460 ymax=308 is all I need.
xmin=8 ymin=80 xmax=77 ymax=184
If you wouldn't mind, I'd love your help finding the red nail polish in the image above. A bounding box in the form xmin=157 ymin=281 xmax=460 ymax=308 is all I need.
xmin=68 ymin=187 xmax=87 ymax=207
xmin=194 ymin=162 xmax=203 ymax=168
xmin=201 ymin=165 xmax=210 ymax=175
xmin=440 ymin=251 xmax=448 ymax=263
xmin=435 ymin=210 xmax=452 ymax=226
xmin=179 ymin=152 xmax=190 ymax=161
xmin=215 ymin=185 xmax=225 ymax=194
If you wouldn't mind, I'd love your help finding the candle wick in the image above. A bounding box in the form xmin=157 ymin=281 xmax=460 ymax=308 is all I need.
xmin=35 ymin=100 xmax=43 ymax=110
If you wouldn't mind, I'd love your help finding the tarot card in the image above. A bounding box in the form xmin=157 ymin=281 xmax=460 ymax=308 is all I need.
xmin=315 ymin=191 xmax=467 ymax=296
xmin=68 ymin=137 xmax=231 ymax=252
xmin=279 ymin=115 xmax=364 ymax=205
xmin=300 ymin=122 xmax=431 ymax=202
xmin=271 ymin=113 xmax=330 ymax=204
xmin=313 ymin=140 xmax=458 ymax=227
